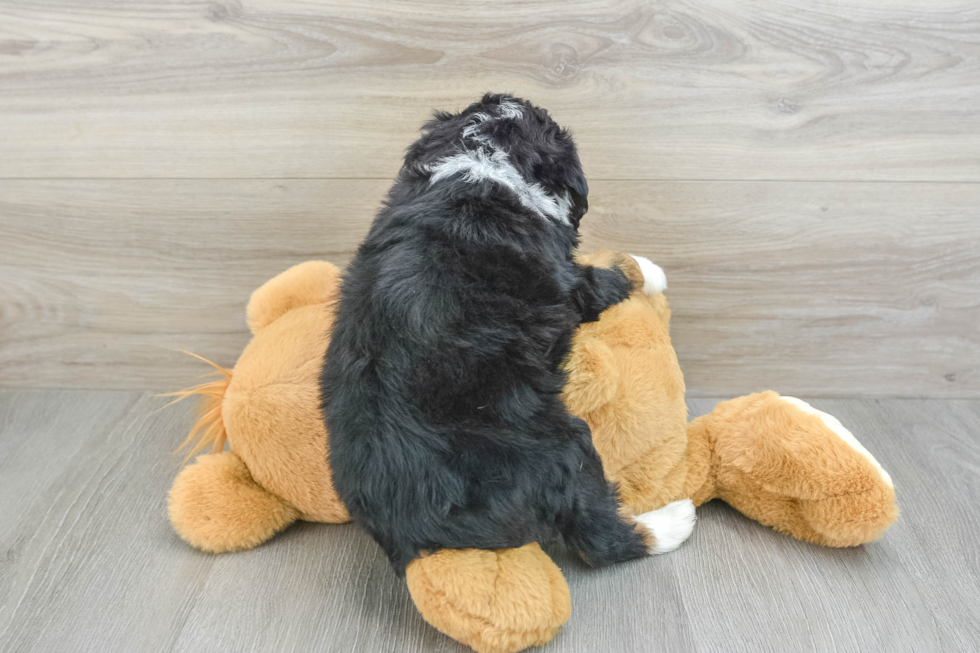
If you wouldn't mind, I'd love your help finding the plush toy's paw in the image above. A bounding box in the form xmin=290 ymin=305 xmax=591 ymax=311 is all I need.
xmin=779 ymin=397 xmax=898 ymax=546
xmin=798 ymin=486 xmax=899 ymax=547
xmin=629 ymin=255 xmax=667 ymax=296
xmin=705 ymin=392 xmax=898 ymax=547
xmin=780 ymin=397 xmax=893 ymax=488
xmin=405 ymin=543 xmax=571 ymax=653
xmin=168 ymin=451 xmax=299 ymax=553
xmin=634 ymin=499 xmax=696 ymax=554
xmin=575 ymin=248 xmax=664 ymax=296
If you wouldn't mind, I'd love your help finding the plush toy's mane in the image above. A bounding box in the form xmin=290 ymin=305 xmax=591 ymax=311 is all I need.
xmin=160 ymin=351 xmax=232 ymax=463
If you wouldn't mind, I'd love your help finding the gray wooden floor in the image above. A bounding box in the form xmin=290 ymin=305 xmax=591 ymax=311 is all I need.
xmin=1 ymin=391 xmax=978 ymax=653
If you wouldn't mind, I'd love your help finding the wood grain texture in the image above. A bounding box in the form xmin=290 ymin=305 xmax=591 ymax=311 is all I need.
xmin=582 ymin=181 xmax=980 ymax=398
xmin=1 ymin=391 xmax=978 ymax=652
xmin=1 ymin=0 xmax=979 ymax=180
xmin=0 ymin=178 xmax=379 ymax=391
xmin=2 ymin=179 xmax=977 ymax=396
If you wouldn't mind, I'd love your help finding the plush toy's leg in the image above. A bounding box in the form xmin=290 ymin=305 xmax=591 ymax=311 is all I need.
xmin=168 ymin=451 xmax=299 ymax=553
xmin=405 ymin=544 xmax=571 ymax=653
xmin=687 ymin=392 xmax=898 ymax=546
xmin=246 ymin=260 xmax=341 ymax=333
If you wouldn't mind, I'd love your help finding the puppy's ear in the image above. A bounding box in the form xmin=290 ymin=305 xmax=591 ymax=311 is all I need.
xmin=565 ymin=170 xmax=589 ymax=227
xmin=566 ymin=171 xmax=588 ymax=200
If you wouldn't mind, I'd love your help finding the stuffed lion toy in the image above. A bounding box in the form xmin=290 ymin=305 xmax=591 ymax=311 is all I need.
xmin=167 ymin=252 xmax=897 ymax=653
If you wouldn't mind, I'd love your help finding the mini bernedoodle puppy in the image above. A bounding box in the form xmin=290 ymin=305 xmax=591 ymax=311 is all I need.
xmin=321 ymin=93 xmax=694 ymax=575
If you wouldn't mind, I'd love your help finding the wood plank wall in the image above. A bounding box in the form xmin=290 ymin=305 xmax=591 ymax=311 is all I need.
xmin=1 ymin=0 xmax=978 ymax=396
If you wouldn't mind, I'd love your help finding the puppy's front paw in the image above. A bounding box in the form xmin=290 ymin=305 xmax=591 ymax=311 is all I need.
xmin=629 ymin=255 xmax=667 ymax=296
xmin=635 ymin=499 xmax=696 ymax=554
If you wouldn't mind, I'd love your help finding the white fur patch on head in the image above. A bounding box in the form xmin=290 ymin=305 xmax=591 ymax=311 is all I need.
xmin=780 ymin=396 xmax=894 ymax=488
xmin=634 ymin=498 xmax=696 ymax=554
xmin=629 ymin=255 xmax=666 ymax=295
xmin=427 ymin=98 xmax=572 ymax=224
xmin=427 ymin=149 xmax=571 ymax=225
xmin=461 ymin=113 xmax=493 ymax=142
xmin=496 ymin=100 xmax=524 ymax=119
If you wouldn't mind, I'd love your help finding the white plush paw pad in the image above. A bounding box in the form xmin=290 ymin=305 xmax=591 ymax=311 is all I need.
xmin=635 ymin=499 xmax=696 ymax=554
xmin=629 ymin=255 xmax=667 ymax=296
xmin=781 ymin=396 xmax=894 ymax=488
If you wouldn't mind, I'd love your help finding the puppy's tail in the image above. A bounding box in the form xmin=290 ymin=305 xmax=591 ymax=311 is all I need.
xmin=158 ymin=351 xmax=232 ymax=465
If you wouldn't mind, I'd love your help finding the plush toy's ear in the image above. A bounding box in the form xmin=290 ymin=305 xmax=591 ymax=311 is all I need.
xmin=246 ymin=260 xmax=341 ymax=333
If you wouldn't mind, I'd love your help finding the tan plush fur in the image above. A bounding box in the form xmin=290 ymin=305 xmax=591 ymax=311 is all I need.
xmin=168 ymin=451 xmax=299 ymax=553
xmin=405 ymin=544 xmax=571 ymax=653
xmin=684 ymin=392 xmax=899 ymax=547
xmin=223 ymin=302 xmax=349 ymax=523
xmin=167 ymin=255 xmax=897 ymax=653
xmin=167 ymin=260 xmax=349 ymax=556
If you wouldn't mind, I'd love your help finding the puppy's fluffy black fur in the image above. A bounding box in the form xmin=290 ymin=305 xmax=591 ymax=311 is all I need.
xmin=321 ymin=94 xmax=649 ymax=575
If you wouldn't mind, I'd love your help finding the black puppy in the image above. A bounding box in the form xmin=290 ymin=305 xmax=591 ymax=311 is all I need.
xmin=321 ymin=94 xmax=690 ymax=575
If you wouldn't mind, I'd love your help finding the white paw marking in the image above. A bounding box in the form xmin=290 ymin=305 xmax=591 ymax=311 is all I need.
xmin=635 ymin=499 xmax=696 ymax=554
xmin=781 ymin=396 xmax=894 ymax=488
xmin=629 ymin=255 xmax=667 ymax=296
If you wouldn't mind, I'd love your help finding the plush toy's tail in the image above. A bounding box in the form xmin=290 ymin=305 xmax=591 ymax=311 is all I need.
xmin=159 ymin=351 xmax=232 ymax=464
xmin=163 ymin=351 xmax=304 ymax=553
